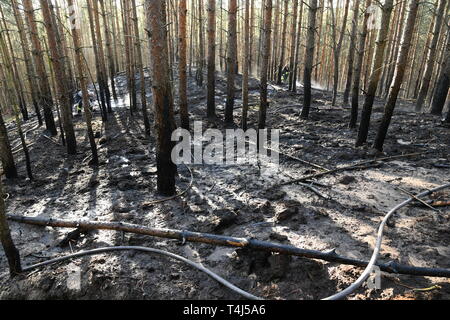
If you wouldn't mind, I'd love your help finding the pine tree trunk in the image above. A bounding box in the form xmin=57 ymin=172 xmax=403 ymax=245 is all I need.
xmin=23 ymin=0 xmax=57 ymax=136
xmin=131 ymin=0 xmax=151 ymax=135
xmin=415 ymin=0 xmax=447 ymax=111
xmin=430 ymin=29 xmax=450 ymax=116
xmin=258 ymin=0 xmax=273 ymax=129
xmin=276 ymin=0 xmax=289 ymax=85
xmin=206 ymin=0 xmax=216 ymax=119
xmin=39 ymin=0 xmax=77 ymax=155
xmin=292 ymin=0 xmax=304 ymax=93
xmin=196 ymin=0 xmax=205 ymax=86
xmin=179 ymin=0 xmax=190 ymax=128
xmin=100 ymin=0 xmax=118 ymax=101
xmin=0 ymin=109 xmax=17 ymax=179
xmin=373 ymin=0 xmax=420 ymax=151
xmin=356 ymin=0 xmax=394 ymax=146
xmin=0 ymin=181 xmax=22 ymax=276
xmin=68 ymin=0 xmax=98 ymax=165
xmin=11 ymin=0 xmax=43 ymax=126
xmin=145 ymin=0 xmax=178 ymax=196
xmin=0 ymin=6 xmax=29 ymax=123
xmin=343 ymin=0 xmax=361 ymax=105
xmin=225 ymin=0 xmax=238 ymax=124
xmin=330 ymin=0 xmax=350 ymax=106
xmin=91 ymin=0 xmax=112 ymax=114
xmin=349 ymin=0 xmax=371 ymax=129
xmin=300 ymin=0 xmax=318 ymax=120
xmin=242 ymin=0 xmax=250 ymax=130
xmin=288 ymin=0 xmax=299 ymax=91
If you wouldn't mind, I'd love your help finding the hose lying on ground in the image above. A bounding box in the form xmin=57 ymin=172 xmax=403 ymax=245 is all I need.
xmin=323 ymin=182 xmax=450 ymax=300
xmin=20 ymin=246 xmax=262 ymax=300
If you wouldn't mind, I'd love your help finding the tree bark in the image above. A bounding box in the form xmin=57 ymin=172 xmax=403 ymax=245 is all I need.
xmin=225 ymin=0 xmax=238 ymax=124
xmin=22 ymin=0 xmax=57 ymax=136
xmin=11 ymin=0 xmax=43 ymax=126
xmin=242 ymin=0 xmax=250 ymax=130
xmin=0 ymin=182 xmax=21 ymax=276
xmin=100 ymin=0 xmax=118 ymax=101
xmin=145 ymin=0 xmax=178 ymax=196
xmin=355 ymin=0 xmax=394 ymax=146
xmin=258 ymin=0 xmax=273 ymax=129
xmin=288 ymin=0 xmax=299 ymax=91
xmin=131 ymin=0 xmax=151 ymax=135
xmin=0 ymin=108 xmax=17 ymax=179
xmin=206 ymin=0 xmax=216 ymax=120
xmin=415 ymin=0 xmax=447 ymax=111
xmin=343 ymin=0 xmax=361 ymax=106
xmin=430 ymin=28 xmax=450 ymax=116
xmin=39 ymin=0 xmax=77 ymax=155
xmin=373 ymin=0 xmax=420 ymax=151
xmin=300 ymin=0 xmax=318 ymax=120
xmin=349 ymin=0 xmax=371 ymax=129
xmin=276 ymin=0 xmax=289 ymax=85
xmin=68 ymin=0 xmax=98 ymax=165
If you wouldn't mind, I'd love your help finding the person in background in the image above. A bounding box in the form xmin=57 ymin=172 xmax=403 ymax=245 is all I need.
xmin=73 ymin=90 xmax=95 ymax=115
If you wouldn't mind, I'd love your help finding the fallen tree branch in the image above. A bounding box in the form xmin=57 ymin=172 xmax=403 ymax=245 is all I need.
xmin=7 ymin=213 xmax=450 ymax=278
xmin=274 ymin=152 xmax=425 ymax=188
xmin=394 ymin=186 xmax=440 ymax=212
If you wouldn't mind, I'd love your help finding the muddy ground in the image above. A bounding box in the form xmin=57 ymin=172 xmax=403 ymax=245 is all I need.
xmin=0 ymin=69 xmax=449 ymax=300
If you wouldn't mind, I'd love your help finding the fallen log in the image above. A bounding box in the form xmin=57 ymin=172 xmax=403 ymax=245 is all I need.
xmin=7 ymin=214 xmax=450 ymax=278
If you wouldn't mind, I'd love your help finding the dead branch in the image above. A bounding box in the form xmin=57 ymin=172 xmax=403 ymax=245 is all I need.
xmin=274 ymin=152 xmax=426 ymax=188
xmin=7 ymin=214 xmax=450 ymax=278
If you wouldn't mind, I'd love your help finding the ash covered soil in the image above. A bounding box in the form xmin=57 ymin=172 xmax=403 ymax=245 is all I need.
xmin=1 ymin=70 xmax=449 ymax=300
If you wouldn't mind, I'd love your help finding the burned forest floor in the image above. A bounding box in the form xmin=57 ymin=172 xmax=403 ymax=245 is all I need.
xmin=1 ymin=69 xmax=449 ymax=300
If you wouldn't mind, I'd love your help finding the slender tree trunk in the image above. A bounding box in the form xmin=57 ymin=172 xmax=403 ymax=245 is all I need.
xmin=68 ymin=0 xmax=98 ymax=165
xmin=0 ymin=109 xmax=17 ymax=179
xmin=39 ymin=0 xmax=77 ymax=155
xmin=415 ymin=0 xmax=447 ymax=111
xmin=242 ymin=0 xmax=250 ymax=130
xmin=373 ymin=0 xmax=420 ymax=151
xmin=92 ymin=0 xmax=112 ymax=114
xmin=300 ymin=0 xmax=318 ymax=120
xmin=0 ymin=34 xmax=33 ymax=180
xmin=258 ymin=0 xmax=273 ymax=129
xmin=131 ymin=0 xmax=151 ymax=135
xmin=87 ymin=0 xmax=108 ymax=121
xmin=343 ymin=0 xmax=361 ymax=105
xmin=23 ymin=0 xmax=57 ymax=135
xmin=145 ymin=0 xmax=178 ymax=196
xmin=355 ymin=0 xmax=394 ymax=146
xmin=225 ymin=0 xmax=238 ymax=124
xmin=430 ymin=29 xmax=450 ymax=116
xmin=206 ymin=0 xmax=216 ymax=119
xmin=288 ymin=0 xmax=299 ymax=91
xmin=100 ymin=0 xmax=118 ymax=101
xmin=196 ymin=0 xmax=205 ymax=86
xmin=349 ymin=0 xmax=371 ymax=128
xmin=179 ymin=0 xmax=190 ymax=128
xmin=0 ymin=181 xmax=22 ymax=276
xmin=0 ymin=6 xmax=29 ymax=123
xmin=276 ymin=0 xmax=289 ymax=85
xmin=292 ymin=0 xmax=304 ymax=93
xmin=330 ymin=0 xmax=350 ymax=106
xmin=11 ymin=0 xmax=43 ymax=126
